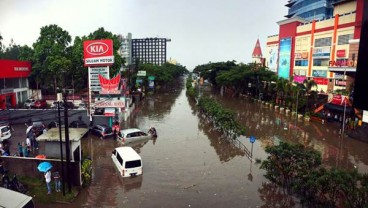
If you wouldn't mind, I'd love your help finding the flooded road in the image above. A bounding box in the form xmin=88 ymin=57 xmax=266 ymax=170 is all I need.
xmin=48 ymin=78 xmax=367 ymax=207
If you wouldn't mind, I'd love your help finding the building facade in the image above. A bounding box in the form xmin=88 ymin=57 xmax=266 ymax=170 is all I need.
xmin=285 ymin=0 xmax=338 ymax=21
xmin=0 ymin=60 xmax=31 ymax=109
xmin=131 ymin=38 xmax=171 ymax=66
xmin=266 ymin=0 xmax=363 ymax=93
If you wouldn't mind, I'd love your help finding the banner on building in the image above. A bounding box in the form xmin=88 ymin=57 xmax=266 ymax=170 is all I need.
xmin=278 ymin=38 xmax=292 ymax=79
xmin=98 ymin=73 xmax=121 ymax=94
xmin=266 ymin=46 xmax=278 ymax=72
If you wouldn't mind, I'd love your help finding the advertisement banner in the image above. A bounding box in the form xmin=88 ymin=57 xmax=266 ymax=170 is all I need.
xmin=313 ymin=77 xmax=328 ymax=85
xmin=84 ymin=39 xmax=114 ymax=66
xmin=278 ymin=38 xmax=292 ymax=79
xmin=266 ymin=46 xmax=278 ymax=72
xmin=98 ymin=73 xmax=121 ymax=94
xmin=293 ymin=75 xmax=306 ymax=83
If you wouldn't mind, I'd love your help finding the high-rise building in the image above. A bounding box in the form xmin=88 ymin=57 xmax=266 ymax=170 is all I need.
xmin=131 ymin=38 xmax=171 ymax=66
xmin=285 ymin=0 xmax=338 ymax=21
xmin=119 ymin=33 xmax=132 ymax=66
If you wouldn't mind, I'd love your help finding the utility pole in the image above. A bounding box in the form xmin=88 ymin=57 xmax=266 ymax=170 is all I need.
xmin=57 ymin=93 xmax=65 ymax=196
xmin=63 ymin=90 xmax=72 ymax=193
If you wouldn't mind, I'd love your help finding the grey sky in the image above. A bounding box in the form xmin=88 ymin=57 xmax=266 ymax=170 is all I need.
xmin=0 ymin=0 xmax=287 ymax=70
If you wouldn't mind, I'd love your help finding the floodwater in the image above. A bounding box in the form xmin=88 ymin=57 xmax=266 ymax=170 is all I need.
xmin=38 ymin=78 xmax=368 ymax=207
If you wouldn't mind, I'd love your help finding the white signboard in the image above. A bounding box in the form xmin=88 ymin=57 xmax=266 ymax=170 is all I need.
xmin=137 ymin=71 xmax=146 ymax=76
xmin=94 ymin=97 xmax=126 ymax=108
xmin=363 ymin=110 xmax=368 ymax=123
xmin=89 ymin=66 xmax=109 ymax=92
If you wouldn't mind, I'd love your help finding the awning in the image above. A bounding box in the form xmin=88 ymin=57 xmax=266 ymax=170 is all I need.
xmin=324 ymin=103 xmax=354 ymax=115
xmin=328 ymin=67 xmax=356 ymax=72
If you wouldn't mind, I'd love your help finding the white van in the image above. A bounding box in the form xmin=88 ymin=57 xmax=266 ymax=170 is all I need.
xmin=111 ymin=147 xmax=143 ymax=177
xmin=0 ymin=187 xmax=34 ymax=208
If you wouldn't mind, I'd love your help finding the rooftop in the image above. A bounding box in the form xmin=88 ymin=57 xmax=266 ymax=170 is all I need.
xmin=36 ymin=128 xmax=88 ymax=142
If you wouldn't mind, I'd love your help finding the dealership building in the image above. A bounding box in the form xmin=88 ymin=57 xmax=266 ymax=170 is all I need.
xmin=266 ymin=0 xmax=364 ymax=93
xmin=0 ymin=60 xmax=31 ymax=109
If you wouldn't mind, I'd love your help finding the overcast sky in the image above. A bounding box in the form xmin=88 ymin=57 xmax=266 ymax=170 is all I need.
xmin=0 ymin=0 xmax=287 ymax=70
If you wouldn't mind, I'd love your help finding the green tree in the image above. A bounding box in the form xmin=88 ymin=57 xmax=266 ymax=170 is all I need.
xmin=32 ymin=24 xmax=72 ymax=93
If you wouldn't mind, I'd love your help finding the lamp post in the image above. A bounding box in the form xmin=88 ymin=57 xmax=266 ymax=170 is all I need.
xmin=341 ymin=69 xmax=347 ymax=138
xmin=56 ymin=93 xmax=65 ymax=195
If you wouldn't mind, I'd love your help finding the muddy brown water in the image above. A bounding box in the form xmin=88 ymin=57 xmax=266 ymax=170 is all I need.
xmin=10 ymin=78 xmax=368 ymax=207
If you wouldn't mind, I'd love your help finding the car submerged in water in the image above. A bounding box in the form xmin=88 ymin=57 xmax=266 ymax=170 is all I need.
xmin=117 ymin=128 xmax=154 ymax=144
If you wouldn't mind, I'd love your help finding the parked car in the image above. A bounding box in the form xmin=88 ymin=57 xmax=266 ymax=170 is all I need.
xmin=24 ymin=99 xmax=35 ymax=108
xmin=33 ymin=100 xmax=47 ymax=109
xmin=111 ymin=146 xmax=143 ymax=177
xmin=50 ymin=101 xmax=75 ymax=109
xmin=77 ymin=102 xmax=86 ymax=110
xmin=0 ymin=125 xmax=11 ymax=142
xmin=89 ymin=125 xmax=113 ymax=139
xmin=117 ymin=128 xmax=152 ymax=144
xmin=69 ymin=120 xmax=88 ymax=128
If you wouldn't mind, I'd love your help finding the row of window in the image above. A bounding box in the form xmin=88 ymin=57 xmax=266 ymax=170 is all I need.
xmin=295 ymin=58 xmax=348 ymax=67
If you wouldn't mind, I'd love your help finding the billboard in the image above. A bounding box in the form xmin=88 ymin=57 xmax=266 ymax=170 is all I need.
xmin=278 ymin=38 xmax=291 ymax=79
xmin=98 ymin=73 xmax=121 ymax=94
xmin=83 ymin=39 xmax=114 ymax=66
xmin=266 ymin=46 xmax=278 ymax=72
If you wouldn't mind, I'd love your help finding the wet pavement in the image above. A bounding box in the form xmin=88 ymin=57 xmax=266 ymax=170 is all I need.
xmin=6 ymin=78 xmax=368 ymax=207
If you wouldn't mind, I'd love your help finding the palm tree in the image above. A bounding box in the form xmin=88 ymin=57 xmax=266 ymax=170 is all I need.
xmin=302 ymin=80 xmax=318 ymax=112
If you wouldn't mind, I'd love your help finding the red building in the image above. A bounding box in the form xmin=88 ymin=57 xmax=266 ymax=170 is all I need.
xmin=0 ymin=60 xmax=31 ymax=109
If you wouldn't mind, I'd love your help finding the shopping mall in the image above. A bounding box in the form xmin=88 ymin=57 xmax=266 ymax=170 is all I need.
xmin=266 ymin=0 xmax=363 ymax=93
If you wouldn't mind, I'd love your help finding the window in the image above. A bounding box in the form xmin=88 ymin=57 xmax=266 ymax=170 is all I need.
xmin=338 ymin=34 xmax=353 ymax=45
xmin=295 ymin=60 xmax=309 ymax=66
xmin=313 ymin=59 xmax=330 ymax=66
xmin=125 ymin=160 xmax=142 ymax=168
xmin=315 ymin=37 xmax=332 ymax=47
xmin=117 ymin=153 xmax=123 ymax=165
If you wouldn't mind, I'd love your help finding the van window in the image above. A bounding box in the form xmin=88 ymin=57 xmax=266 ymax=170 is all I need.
xmin=126 ymin=160 xmax=141 ymax=168
xmin=116 ymin=153 xmax=123 ymax=165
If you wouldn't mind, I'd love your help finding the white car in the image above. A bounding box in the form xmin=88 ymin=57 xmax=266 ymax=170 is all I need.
xmin=0 ymin=125 xmax=11 ymax=141
xmin=117 ymin=128 xmax=152 ymax=144
xmin=24 ymin=99 xmax=35 ymax=108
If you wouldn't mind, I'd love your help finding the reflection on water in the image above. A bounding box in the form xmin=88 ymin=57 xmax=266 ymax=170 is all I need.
xmin=213 ymin=91 xmax=368 ymax=174
xmin=40 ymin=78 xmax=368 ymax=207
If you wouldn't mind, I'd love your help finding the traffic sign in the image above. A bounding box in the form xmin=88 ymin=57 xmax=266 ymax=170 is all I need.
xmin=249 ymin=136 xmax=256 ymax=143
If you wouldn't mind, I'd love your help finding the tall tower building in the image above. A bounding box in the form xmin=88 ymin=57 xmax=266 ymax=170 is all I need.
xmin=131 ymin=38 xmax=171 ymax=66
xmin=252 ymin=39 xmax=263 ymax=64
xmin=285 ymin=0 xmax=338 ymax=21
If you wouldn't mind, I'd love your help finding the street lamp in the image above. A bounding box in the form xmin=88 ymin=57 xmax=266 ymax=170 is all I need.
xmin=341 ymin=69 xmax=347 ymax=138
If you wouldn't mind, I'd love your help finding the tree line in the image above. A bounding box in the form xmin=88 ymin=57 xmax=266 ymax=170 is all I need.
xmin=0 ymin=26 xmax=188 ymax=95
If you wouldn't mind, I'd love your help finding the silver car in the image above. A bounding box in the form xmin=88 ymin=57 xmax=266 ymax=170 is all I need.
xmin=118 ymin=128 xmax=152 ymax=144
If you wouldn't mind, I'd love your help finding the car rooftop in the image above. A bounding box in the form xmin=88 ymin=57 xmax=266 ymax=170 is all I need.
xmin=120 ymin=128 xmax=142 ymax=134
xmin=114 ymin=146 xmax=142 ymax=161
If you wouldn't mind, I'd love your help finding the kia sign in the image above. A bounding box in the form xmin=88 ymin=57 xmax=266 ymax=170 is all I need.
xmin=83 ymin=39 xmax=114 ymax=66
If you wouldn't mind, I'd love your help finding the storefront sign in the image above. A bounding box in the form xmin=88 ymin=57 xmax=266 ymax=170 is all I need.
xmin=84 ymin=39 xmax=114 ymax=66
xmin=0 ymin=60 xmax=31 ymax=78
xmin=293 ymin=75 xmax=306 ymax=83
xmin=335 ymin=79 xmax=346 ymax=86
xmin=312 ymin=70 xmax=327 ymax=77
xmin=295 ymin=52 xmax=308 ymax=59
xmin=329 ymin=59 xmax=353 ymax=67
xmin=313 ymin=47 xmax=331 ymax=59
xmin=94 ymin=99 xmax=125 ymax=108
xmin=336 ymin=50 xmax=346 ymax=57
xmin=313 ymin=77 xmax=328 ymax=85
